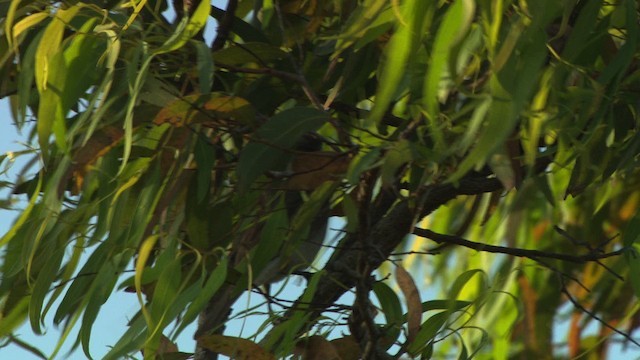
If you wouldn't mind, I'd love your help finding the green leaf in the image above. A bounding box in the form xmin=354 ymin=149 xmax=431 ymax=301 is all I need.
xmin=154 ymin=0 xmax=210 ymax=55
xmin=423 ymin=0 xmax=475 ymax=150
xmin=42 ymin=236 xmax=86 ymax=320
xmin=333 ymin=0 xmax=390 ymax=56
xmin=103 ymin=312 xmax=148 ymax=360
xmin=372 ymin=281 xmax=403 ymax=343
xmin=196 ymin=41 xmax=214 ymax=93
xmin=6 ymin=335 xmax=47 ymax=360
xmin=28 ymin=246 xmax=64 ymax=334
xmin=421 ymin=299 xmax=472 ymax=312
xmin=407 ymin=311 xmax=449 ymax=356
xmin=0 ymin=172 xmax=41 ymax=248
xmin=251 ymin=199 xmax=289 ymax=273
xmin=448 ymin=269 xmax=485 ymax=299
xmin=53 ymin=242 xmax=109 ymax=324
xmin=0 ymin=297 xmax=29 ymax=338
xmin=342 ymin=194 xmax=359 ymax=233
xmin=15 ymin=28 xmax=41 ymax=128
xmin=346 ymin=148 xmax=381 ymax=185
xmin=80 ymin=256 xmax=122 ymax=358
xmin=34 ymin=5 xmax=81 ymax=155
xmin=596 ymin=0 xmax=638 ymax=86
xmin=149 ymin=257 xmax=183 ymax=325
xmin=450 ymin=18 xmax=550 ymax=182
xmin=11 ymin=11 xmax=49 ymax=45
xmin=560 ymin=0 xmax=602 ymax=63
xmin=174 ymin=257 xmax=228 ymax=337
xmin=261 ymin=270 xmax=323 ymax=354
xmin=380 ymin=139 xmax=412 ymax=186
xmin=370 ymin=0 xmax=433 ymax=126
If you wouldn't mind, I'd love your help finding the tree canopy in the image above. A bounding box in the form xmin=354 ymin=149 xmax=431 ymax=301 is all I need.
xmin=1 ymin=0 xmax=640 ymax=359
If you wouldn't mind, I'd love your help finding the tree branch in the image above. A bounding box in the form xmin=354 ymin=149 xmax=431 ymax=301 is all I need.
xmin=211 ymin=0 xmax=238 ymax=51
xmin=265 ymin=175 xmax=503 ymax=343
xmin=412 ymin=228 xmax=626 ymax=264
xmin=559 ymin=276 xmax=640 ymax=348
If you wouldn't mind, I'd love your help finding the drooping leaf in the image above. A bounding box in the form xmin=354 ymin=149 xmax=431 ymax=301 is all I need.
xmin=153 ymin=0 xmax=210 ymax=55
xmin=369 ymin=0 xmax=433 ymax=126
xmin=423 ymin=0 xmax=475 ymax=150
xmin=395 ymin=264 xmax=422 ymax=343
xmin=174 ymin=257 xmax=228 ymax=337
xmin=372 ymin=281 xmax=403 ymax=342
xmin=406 ymin=311 xmax=449 ymax=356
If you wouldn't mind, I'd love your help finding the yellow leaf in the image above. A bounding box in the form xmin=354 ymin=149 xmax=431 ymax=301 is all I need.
xmin=286 ymin=151 xmax=352 ymax=190
xmin=153 ymin=94 xmax=255 ymax=127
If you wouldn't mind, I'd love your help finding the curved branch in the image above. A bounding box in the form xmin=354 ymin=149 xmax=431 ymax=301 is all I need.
xmin=412 ymin=228 xmax=626 ymax=264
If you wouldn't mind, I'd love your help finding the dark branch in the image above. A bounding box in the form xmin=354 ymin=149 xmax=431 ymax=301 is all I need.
xmin=559 ymin=277 xmax=640 ymax=348
xmin=413 ymin=228 xmax=626 ymax=264
xmin=262 ymin=175 xmax=504 ymax=345
xmin=211 ymin=0 xmax=238 ymax=51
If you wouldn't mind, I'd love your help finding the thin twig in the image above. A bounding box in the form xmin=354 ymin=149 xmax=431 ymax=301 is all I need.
xmin=272 ymin=0 xmax=325 ymax=111
xmin=559 ymin=276 xmax=640 ymax=348
xmin=413 ymin=228 xmax=626 ymax=264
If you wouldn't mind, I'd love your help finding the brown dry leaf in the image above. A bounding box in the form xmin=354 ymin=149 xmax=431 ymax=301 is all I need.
xmin=158 ymin=334 xmax=179 ymax=355
xmin=395 ymin=264 xmax=422 ymax=343
xmin=329 ymin=336 xmax=360 ymax=360
xmin=619 ymin=192 xmax=640 ymax=221
xmin=517 ymin=274 xmax=538 ymax=349
xmin=198 ymin=334 xmax=275 ymax=360
xmin=286 ymin=152 xmax=352 ymax=190
xmin=294 ymin=335 xmax=341 ymax=360
xmin=140 ymin=334 xmax=184 ymax=358
xmin=68 ymin=126 xmax=124 ymax=194
xmin=153 ymin=94 xmax=254 ymax=127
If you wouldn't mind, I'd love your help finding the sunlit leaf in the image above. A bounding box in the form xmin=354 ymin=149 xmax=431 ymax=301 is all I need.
xmin=370 ymin=0 xmax=433 ymax=126
xmin=154 ymin=0 xmax=210 ymax=55
xmin=423 ymin=0 xmax=475 ymax=150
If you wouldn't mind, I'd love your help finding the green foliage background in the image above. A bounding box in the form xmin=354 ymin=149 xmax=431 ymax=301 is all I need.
xmin=1 ymin=0 xmax=640 ymax=359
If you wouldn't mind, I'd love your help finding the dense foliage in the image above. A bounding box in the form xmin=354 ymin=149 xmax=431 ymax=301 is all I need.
xmin=1 ymin=0 xmax=640 ymax=359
